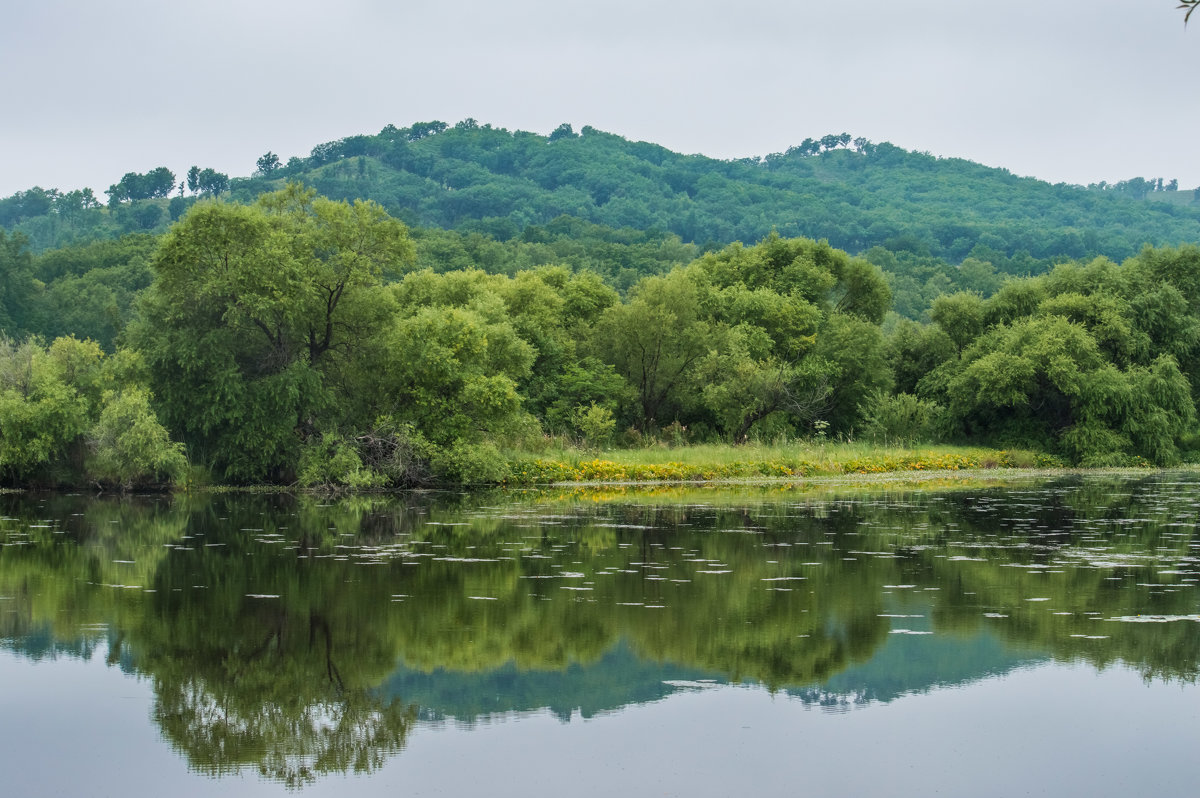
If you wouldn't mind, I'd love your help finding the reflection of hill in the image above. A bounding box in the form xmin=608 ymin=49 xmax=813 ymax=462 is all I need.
xmin=380 ymin=617 xmax=1044 ymax=726
xmin=799 ymin=624 xmax=1043 ymax=708
xmin=381 ymin=641 xmax=719 ymax=723
xmin=0 ymin=625 xmax=104 ymax=663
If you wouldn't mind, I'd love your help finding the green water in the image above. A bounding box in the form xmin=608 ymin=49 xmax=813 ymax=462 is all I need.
xmin=1 ymin=473 xmax=1197 ymax=796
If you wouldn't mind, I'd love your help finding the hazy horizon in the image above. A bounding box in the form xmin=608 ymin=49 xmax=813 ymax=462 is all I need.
xmin=4 ymin=1 xmax=1198 ymax=198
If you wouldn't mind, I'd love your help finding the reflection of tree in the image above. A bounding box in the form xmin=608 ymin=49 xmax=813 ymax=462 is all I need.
xmin=154 ymin=675 xmax=415 ymax=788
xmin=0 ymin=492 xmax=423 ymax=786
xmin=889 ymin=476 xmax=1200 ymax=682
xmin=3 ymin=478 xmax=1200 ymax=785
xmin=125 ymin=495 xmax=423 ymax=785
xmin=143 ymin=596 xmax=418 ymax=787
xmin=0 ymin=494 xmax=186 ymax=641
xmin=386 ymin=500 xmax=893 ymax=688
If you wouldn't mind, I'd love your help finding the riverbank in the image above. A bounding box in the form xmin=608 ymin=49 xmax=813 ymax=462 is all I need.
xmin=3 ymin=444 xmax=1140 ymax=494
xmin=501 ymin=442 xmax=1069 ymax=486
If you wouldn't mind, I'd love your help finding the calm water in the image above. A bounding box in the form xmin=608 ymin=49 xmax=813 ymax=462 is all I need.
xmin=1 ymin=474 xmax=1198 ymax=796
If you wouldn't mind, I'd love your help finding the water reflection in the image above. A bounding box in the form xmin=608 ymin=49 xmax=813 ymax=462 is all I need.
xmin=0 ymin=473 xmax=1197 ymax=786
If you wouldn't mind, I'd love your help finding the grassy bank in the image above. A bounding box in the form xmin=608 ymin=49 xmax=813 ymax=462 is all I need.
xmin=502 ymin=442 xmax=1067 ymax=486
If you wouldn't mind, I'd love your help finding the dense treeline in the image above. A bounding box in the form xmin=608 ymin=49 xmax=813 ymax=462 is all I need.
xmin=907 ymin=247 xmax=1200 ymax=465
xmin=3 ymin=181 xmax=1200 ymax=488
xmin=0 ymin=222 xmax=697 ymax=355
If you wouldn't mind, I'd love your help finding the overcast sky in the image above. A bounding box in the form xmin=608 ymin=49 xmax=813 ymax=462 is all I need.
xmin=3 ymin=1 xmax=1197 ymax=198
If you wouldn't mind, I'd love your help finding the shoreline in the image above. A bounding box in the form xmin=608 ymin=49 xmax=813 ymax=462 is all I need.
xmin=5 ymin=464 xmax=1185 ymax=497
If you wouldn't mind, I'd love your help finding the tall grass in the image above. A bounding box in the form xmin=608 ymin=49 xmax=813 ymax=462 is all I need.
xmin=501 ymin=439 xmax=1059 ymax=485
xmin=591 ymin=441 xmax=986 ymax=467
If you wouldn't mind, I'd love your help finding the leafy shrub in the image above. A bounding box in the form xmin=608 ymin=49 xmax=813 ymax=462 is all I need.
xmin=297 ymin=434 xmax=384 ymax=490
xmin=429 ymin=440 xmax=510 ymax=484
xmin=351 ymin=419 xmax=432 ymax=486
xmin=663 ymin=420 xmax=690 ymax=448
xmin=571 ymin=402 xmax=616 ymax=448
xmin=87 ymin=388 xmax=187 ymax=488
xmin=860 ymin=390 xmax=945 ymax=446
xmin=1059 ymin=421 xmax=1132 ymax=467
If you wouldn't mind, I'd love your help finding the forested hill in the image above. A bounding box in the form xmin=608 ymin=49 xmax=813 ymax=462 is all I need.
xmin=4 ymin=120 xmax=1200 ymax=270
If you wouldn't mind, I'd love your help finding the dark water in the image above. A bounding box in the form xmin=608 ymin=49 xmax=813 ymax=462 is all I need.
xmin=1 ymin=473 xmax=1198 ymax=796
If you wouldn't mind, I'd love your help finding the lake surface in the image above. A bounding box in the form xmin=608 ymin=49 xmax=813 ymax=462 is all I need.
xmin=1 ymin=473 xmax=1198 ymax=796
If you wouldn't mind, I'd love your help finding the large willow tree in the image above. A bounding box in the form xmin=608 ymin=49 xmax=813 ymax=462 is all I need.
xmin=129 ymin=185 xmax=413 ymax=482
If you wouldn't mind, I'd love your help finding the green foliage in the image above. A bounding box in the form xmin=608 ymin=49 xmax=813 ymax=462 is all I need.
xmin=0 ymin=362 xmax=89 ymax=483
xmin=0 ymin=336 xmax=110 ymax=483
xmin=930 ymin=291 xmax=985 ymax=351
xmin=255 ymin=152 xmax=281 ymax=176
xmin=595 ymin=270 xmax=714 ymax=431
xmin=106 ymin=167 xmax=176 ymax=204
xmin=540 ymin=356 xmax=631 ymax=434
xmin=571 ymin=402 xmax=616 ymax=448
xmin=297 ymin=434 xmax=385 ymax=490
xmin=9 ymin=122 xmax=1200 ymax=313
xmin=860 ymin=390 xmax=945 ymax=446
xmin=186 ymin=167 xmax=229 ymax=196
xmin=87 ymin=388 xmax=188 ymax=488
xmin=812 ymin=313 xmax=891 ymax=432
xmin=588 ymin=235 xmax=893 ymax=440
xmin=0 ymin=336 xmax=183 ymax=487
xmin=11 ymin=165 xmax=1200 ymax=485
xmin=886 ymin=319 xmax=956 ymax=395
xmin=264 ymin=122 xmax=1200 ymax=269
xmin=921 ymin=258 xmax=1200 ymax=465
xmin=129 ymin=185 xmax=414 ymax=482
xmin=373 ymin=296 xmax=534 ymax=444
xmin=428 ymin=440 xmax=510 ymax=484
xmin=0 ymin=229 xmax=36 ymax=336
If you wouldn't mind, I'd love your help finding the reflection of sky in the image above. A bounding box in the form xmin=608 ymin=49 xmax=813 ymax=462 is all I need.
xmin=1 ymin=647 xmax=1196 ymax=797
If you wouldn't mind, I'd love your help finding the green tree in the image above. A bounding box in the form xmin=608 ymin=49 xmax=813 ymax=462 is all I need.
xmin=697 ymin=331 xmax=836 ymax=442
xmin=811 ymin=313 xmax=891 ymax=432
xmin=571 ymin=402 xmax=616 ymax=448
xmin=930 ymin=291 xmax=985 ymax=352
xmin=372 ymin=305 xmax=533 ymax=445
xmin=928 ymin=315 xmax=1194 ymax=464
xmin=86 ymin=387 xmax=188 ymax=488
xmin=144 ymin=167 xmax=177 ymax=198
xmin=684 ymin=234 xmax=891 ymax=438
xmin=0 ymin=338 xmax=91 ymax=483
xmin=595 ymin=271 xmax=715 ymax=431
xmin=196 ymin=168 xmax=230 ymax=196
xmin=0 ymin=230 xmax=36 ymax=336
xmin=106 ymin=167 xmax=176 ymax=203
xmin=0 ymin=336 xmax=182 ymax=487
xmin=344 ymin=269 xmax=538 ymax=479
xmin=130 ymin=185 xmax=413 ymax=481
xmin=887 ymin=319 xmax=956 ymax=395
xmin=255 ymin=151 xmax=281 ymax=176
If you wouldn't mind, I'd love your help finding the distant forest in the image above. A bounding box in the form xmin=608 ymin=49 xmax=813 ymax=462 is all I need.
xmin=3 ymin=122 xmax=1200 ymax=487
xmin=4 ymin=120 xmax=1200 ymax=309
